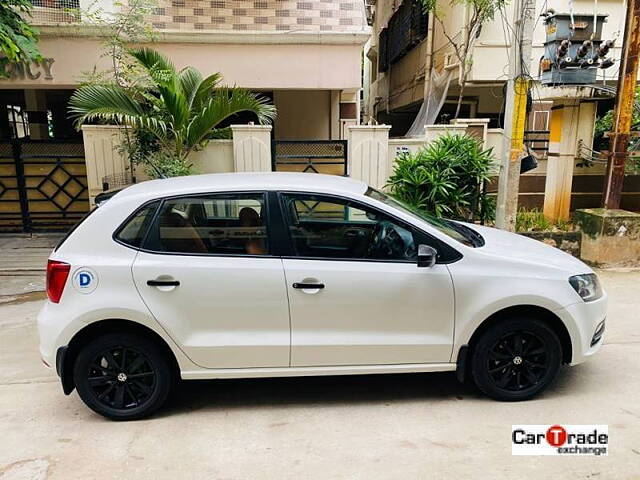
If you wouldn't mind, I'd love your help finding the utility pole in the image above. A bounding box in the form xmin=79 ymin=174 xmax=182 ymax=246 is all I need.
xmin=495 ymin=0 xmax=536 ymax=231
xmin=602 ymin=0 xmax=640 ymax=209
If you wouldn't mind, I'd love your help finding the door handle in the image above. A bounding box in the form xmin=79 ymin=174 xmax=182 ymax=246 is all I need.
xmin=292 ymin=282 xmax=325 ymax=289
xmin=147 ymin=279 xmax=180 ymax=287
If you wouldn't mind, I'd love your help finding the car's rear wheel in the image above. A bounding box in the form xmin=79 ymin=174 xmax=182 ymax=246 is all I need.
xmin=470 ymin=318 xmax=562 ymax=401
xmin=73 ymin=333 xmax=173 ymax=420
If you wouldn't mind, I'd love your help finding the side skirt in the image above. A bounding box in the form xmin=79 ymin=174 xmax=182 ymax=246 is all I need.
xmin=180 ymin=363 xmax=457 ymax=380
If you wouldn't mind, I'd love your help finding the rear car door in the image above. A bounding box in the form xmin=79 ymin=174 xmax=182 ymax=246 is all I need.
xmin=278 ymin=192 xmax=456 ymax=367
xmin=131 ymin=192 xmax=290 ymax=369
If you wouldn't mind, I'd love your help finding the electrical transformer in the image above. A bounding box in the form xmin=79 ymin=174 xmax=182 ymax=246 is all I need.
xmin=539 ymin=12 xmax=614 ymax=85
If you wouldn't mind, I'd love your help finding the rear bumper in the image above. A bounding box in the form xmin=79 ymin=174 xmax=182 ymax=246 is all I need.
xmin=37 ymin=301 xmax=80 ymax=369
xmin=38 ymin=302 xmax=78 ymax=394
xmin=557 ymin=292 xmax=608 ymax=365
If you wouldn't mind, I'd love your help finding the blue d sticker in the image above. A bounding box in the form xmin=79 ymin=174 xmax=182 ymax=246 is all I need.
xmin=72 ymin=268 xmax=98 ymax=294
xmin=79 ymin=272 xmax=91 ymax=287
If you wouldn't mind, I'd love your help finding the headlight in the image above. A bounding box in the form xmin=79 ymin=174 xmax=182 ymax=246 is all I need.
xmin=569 ymin=274 xmax=603 ymax=302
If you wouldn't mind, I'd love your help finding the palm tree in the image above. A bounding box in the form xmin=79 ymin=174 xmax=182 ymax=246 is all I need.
xmin=68 ymin=48 xmax=276 ymax=172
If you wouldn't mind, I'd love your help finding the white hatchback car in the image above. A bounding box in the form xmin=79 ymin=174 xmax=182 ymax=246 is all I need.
xmin=38 ymin=172 xmax=607 ymax=420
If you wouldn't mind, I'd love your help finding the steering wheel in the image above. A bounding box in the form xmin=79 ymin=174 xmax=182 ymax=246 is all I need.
xmin=366 ymin=221 xmax=409 ymax=260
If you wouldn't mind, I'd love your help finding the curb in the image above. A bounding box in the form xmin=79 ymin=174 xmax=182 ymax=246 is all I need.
xmin=0 ymin=269 xmax=46 ymax=276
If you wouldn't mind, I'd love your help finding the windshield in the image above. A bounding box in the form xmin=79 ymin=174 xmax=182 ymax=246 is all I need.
xmin=365 ymin=188 xmax=483 ymax=248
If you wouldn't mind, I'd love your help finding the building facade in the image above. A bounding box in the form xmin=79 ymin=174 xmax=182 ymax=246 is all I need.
xmin=363 ymin=0 xmax=640 ymax=216
xmin=0 ymin=0 xmax=370 ymax=231
xmin=1 ymin=0 xmax=371 ymax=141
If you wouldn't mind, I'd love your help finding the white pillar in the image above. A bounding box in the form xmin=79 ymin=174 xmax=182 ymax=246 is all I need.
xmin=347 ymin=125 xmax=391 ymax=189
xmin=81 ymin=125 xmax=131 ymax=206
xmin=543 ymin=100 xmax=596 ymax=222
xmin=230 ymin=124 xmax=272 ymax=172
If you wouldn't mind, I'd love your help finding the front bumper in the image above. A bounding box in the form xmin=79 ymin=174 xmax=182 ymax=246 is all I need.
xmin=556 ymin=292 xmax=608 ymax=365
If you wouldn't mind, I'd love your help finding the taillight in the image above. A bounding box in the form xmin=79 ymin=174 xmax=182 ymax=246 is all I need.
xmin=46 ymin=260 xmax=70 ymax=303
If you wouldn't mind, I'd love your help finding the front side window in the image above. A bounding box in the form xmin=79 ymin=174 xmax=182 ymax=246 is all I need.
xmin=365 ymin=188 xmax=484 ymax=247
xmin=145 ymin=193 xmax=269 ymax=255
xmin=281 ymin=193 xmax=419 ymax=261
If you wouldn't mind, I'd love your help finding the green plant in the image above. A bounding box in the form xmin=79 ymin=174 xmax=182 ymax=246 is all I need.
xmin=79 ymin=0 xmax=158 ymax=88
xmin=593 ymin=87 xmax=640 ymax=173
xmin=0 ymin=0 xmax=42 ymax=78
xmin=69 ymin=48 xmax=276 ymax=177
xmin=386 ymin=133 xmax=495 ymax=222
xmin=515 ymin=208 xmax=571 ymax=232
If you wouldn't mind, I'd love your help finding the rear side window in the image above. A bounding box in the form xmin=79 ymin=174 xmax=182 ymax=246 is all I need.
xmin=144 ymin=193 xmax=269 ymax=256
xmin=115 ymin=201 xmax=160 ymax=248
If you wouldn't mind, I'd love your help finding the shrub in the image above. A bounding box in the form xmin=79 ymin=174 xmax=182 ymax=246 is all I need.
xmin=515 ymin=208 xmax=571 ymax=232
xmin=386 ymin=133 xmax=495 ymax=222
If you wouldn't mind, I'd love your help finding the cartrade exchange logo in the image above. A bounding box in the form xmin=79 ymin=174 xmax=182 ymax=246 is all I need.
xmin=512 ymin=425 xmax=608 ymax=456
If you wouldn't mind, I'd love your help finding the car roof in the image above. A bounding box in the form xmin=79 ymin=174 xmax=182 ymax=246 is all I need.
xmin=115 ymin=172 xmax=369 ymax=201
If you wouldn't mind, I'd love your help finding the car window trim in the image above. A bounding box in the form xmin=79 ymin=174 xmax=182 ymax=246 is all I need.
xmin=274 ymin=190 xmax=462 ymax=265
xmin=117 ymin=190 xmax=277 ymax=258
xmin=113 ymin=188 xmax=463 ymax=264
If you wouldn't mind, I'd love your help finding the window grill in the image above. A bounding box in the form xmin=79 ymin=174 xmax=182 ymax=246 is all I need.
xmin=379 ymin=28 xmax=389 ymax=73
xmin=378 ymin=0 xmax=428 ymax=72
xmin=388 ymin=1 xmax=413 ymax=64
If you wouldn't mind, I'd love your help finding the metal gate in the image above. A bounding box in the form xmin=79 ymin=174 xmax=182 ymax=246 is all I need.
xmin=272 ymin=140 xmax=348 ymax=176
xmin=0 ymin=140 xmax=89 ymax=232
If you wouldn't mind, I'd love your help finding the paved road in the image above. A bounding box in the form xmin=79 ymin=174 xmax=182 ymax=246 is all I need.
xmin=0 ymin=270 xmax=639 ymax=479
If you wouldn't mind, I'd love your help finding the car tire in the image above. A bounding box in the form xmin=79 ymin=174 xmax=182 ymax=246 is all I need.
xmin=470 ymin=317 xmax=562 ymax=401
xmin=73 ymin=333 xmax=173 ymax=420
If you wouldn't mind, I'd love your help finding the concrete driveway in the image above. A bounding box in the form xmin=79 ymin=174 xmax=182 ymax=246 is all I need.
xmin=1 ymin=270 xmax=639 ymax=479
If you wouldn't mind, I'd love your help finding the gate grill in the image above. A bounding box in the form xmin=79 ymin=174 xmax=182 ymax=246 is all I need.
xmin=0 ymin=140 xmax=89 ymax=232
xmin=272 ymin=140 xmax=348 ymax=176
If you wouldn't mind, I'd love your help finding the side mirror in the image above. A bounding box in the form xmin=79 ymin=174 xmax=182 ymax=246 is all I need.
xmin=417 ymin=244 xmax=438 ymax=268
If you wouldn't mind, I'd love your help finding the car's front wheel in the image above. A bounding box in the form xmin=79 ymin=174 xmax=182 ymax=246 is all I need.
xmin=470 ymin=318 xmax=562 ymax=401
xmin=73 ymin=333 xmax=173 ymax=420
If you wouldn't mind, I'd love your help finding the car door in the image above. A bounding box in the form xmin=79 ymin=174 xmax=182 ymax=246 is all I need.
xmin=131 ymin=192 xmax=290 ymax=369
xmin=279 ymin=192 xmax=455 ymax=367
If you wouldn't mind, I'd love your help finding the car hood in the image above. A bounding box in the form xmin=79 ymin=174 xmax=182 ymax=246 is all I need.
xmin=459 ymin=222 xmax=592 ymax=275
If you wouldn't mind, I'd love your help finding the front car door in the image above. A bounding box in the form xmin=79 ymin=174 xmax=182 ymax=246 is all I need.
xmin=131 ymin=192 xmax=290 ymax=369
xmin=278 ymin=192 xmax=456 ymax=367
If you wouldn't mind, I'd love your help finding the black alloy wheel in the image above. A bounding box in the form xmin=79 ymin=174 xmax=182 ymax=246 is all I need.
xmin=74 ymin=333 xmax=173 ymax=420
xmin=486 ymin=331 xmax=549 ymax=392
xmin=470 ymin=318 xmax=562 ymax=401
xmin=87 ymin=346 xmax=157 ymax=410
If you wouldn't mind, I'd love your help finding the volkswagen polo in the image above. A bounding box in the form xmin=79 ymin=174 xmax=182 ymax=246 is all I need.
xmin=38 ymin=173 xmax=607 ymax=420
